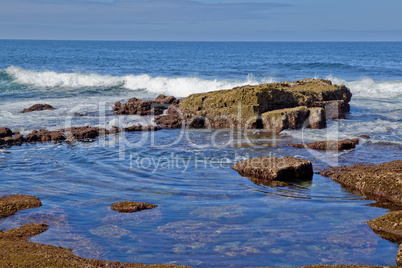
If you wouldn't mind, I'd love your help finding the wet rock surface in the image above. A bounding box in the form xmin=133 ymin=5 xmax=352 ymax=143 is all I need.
xmin=20 ymin=104 xmax=56 ymax=113
xmin=320 ymin=160 xmax=402 ymax=205
xmin=61 ymin=126 xmax=109 ymax=141
xmin=397 ymin=244 xmax=402 ymax=266
xmin=0 ymin=195 xmax=187 ymax=268
xmin=0 ymin=194 xmax=42 ymax=218
xmin=154 ymin=107 xmax=183 ymax=129
xmin=125 ymin=125 xmax=161 ymax=132
xmin=292 ymin=138 xmax=359 ymax=151
xmin=178 ymin=79 xmax=351 ymax=130
xmin=232 ymin=156 xmax=313 ymax=182
xmin=111 ymin=201 xmax=158 ymax=213
xmin=367 ymin=211 xmax=402 ymax=244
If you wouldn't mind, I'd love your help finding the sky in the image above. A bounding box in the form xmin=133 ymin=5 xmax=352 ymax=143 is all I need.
xmin=0 ymin=0 xmax=401 ymax=41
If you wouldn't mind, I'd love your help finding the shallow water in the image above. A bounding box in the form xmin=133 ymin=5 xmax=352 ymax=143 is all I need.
xmin=0 ymin=41 xmax=401 ymax=267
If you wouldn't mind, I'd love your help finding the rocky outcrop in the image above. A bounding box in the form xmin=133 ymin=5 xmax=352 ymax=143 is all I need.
xmin=111 ymin=201 xmax=157 ymax=213
xmin=292 ymin=138 xmax=359 ymax=151
xmin=397 ymin=244 xmax=402 ymax=266
xmin=320 ymin=160 xmax=402 ymax=205
xmin=0 ymin=127 xmax=13 ymax=138
xmin=125 ymin=125 xmax=161 ymax=132
xmin=311 ymin=100 xmax=349 ymax=119
xmin=367 ymin=211 xmax=402 ymax=243
xmin=61 ymin=126 xmax=109 ymax=141
xmin=20 ymin=104 xmax=56 ymax=113
xmin=232 ymin=156 xmax=313 ymax=182
xmin=113 ymin=95 xmax=177 ymax=116
xmin=175 ymin=78 xmax=351 ymax=130
xmin=25 ymin=129 xmax=66 ymax=143
xmin=154 ymin=107 xmax=183 ymax=129
xmin=0 ymin=194 xmax=42 ymax=218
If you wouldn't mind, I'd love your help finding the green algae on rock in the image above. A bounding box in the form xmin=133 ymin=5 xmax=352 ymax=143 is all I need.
xmin=320 ymin=160 xmax=402 ymax=205
xmin=0 ymin=194 xmax=42 ymax=219
xmin=292 ymin=138 xmax=360 ymax=151
xmin=178 ymin=78 xmax=351 ymax=130
xmin=232 ymin=156 xmax=313 ymax=183
xmin=367 ymin=211 xmax=402 ymax=244
xmin=111 ymin=201 xmax=158 ymax=213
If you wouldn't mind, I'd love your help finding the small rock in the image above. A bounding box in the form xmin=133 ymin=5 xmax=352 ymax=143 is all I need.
xmin=154 ymin=107 xmax=183 ymax=129
xmin=111 ymin=201 xmax=157 ymax=213
xmin=0 ymin=194 xmax=42 ymax=218
xmin=155 ymin=94 xmax=177 ymax=104
xmin=359 ymin=135 xmax=371 ymax=139
xmin=0 ymin=127 xmax=13 ymax=138
xmin=397 ymin=243 xmax=402 ymax=266
xmin=232 ymin=156 xmax=313 ymax=182
xmin=113 ymin=97 xmax=167 ymax=116
xmin=20 ymin=104 xmax=56 ymax=113
xmin=61 ymin=126 xmax=108 ymax=141
xmin=291 ymin=138 xmax=359 ymax=151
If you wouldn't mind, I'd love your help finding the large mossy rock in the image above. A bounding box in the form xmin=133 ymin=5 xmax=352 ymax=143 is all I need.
xmin=0 ymin=194 xmax=42 ymax=218
xmin=178 ymin=78 xmax=351 ymax=129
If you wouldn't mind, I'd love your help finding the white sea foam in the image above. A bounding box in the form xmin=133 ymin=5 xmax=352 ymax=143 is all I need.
xmin=327 ymin=75 xmax=402 ymax=99
xmin=5 ymin=66 xmax=270 ymax=97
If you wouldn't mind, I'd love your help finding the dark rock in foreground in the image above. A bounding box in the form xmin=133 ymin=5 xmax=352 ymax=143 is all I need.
xmin=292 ymin=138 xmax=359 ymax=151
xmin=0 ymin=127 xmax=13 ymax=138
xmin=397 ymin=244 xmax=402 ymax=266
xmin=20 ymin=104 xmax=56 ymax=113
xmin=111 ymin=201 xmax=157 ymax=213
xmin=154 ymin=107 xmax=183 ymax=129
xmin=25 ymin=129 xmax=66 ymax=143
xmin=125 ymin=125 xmax=161 ymax=132
xmin=320 ymin=160 xmax=402 ymax=205
xmin=232 ymin=156 xmax=313 ymax=182
xmin=0 ymin=194 xmax=42 ymax=219
xmin=61 ymin=126 xmax=109 ymax=141
xmin=367 ymin=211 xmax=402 ymax=244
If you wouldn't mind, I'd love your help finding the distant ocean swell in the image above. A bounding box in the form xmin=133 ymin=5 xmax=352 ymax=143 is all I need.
xmin=2 ymin=66 xmax=402 ymax=99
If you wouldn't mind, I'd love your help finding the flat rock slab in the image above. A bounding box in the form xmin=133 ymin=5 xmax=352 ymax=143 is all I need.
xmin=292 ymin=138 xmax=359 ymax=151
xmin=111 ymin=201 xmax=157 ymax=213
xmin=232 ymin=156 xmax=313 ymax=182
xmin=0 ymin=194 xmax=42 ymax=218
xmin=367 ymin=211 xmax=402 ymax=244
xmin=20 ymin=104 xmax=55 ymax=113
xmin=320 ymin=160 xmax=402 ymax=205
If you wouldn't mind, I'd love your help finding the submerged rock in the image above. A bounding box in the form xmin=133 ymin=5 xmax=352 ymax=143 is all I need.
xmin=232 ymin=156 xmax=313 ymax=182
xmin=367 ymin=211 xmax=402 ymax=243
xmin=292 ymin=138 xmax=359 ymax=151
xmin=178 ymin=78 xmax=351 ymax=130
xmin=320 ymin=160 xmax=402 ymax=205
xmin=124 ymin=125 xmax=161 ymax=132
xmin=111 ymin=201 xmax=157 ymax=213
xmin=0 ymin=194 xmax=42 ymax=219
xmin=20 ymin=104 xmax=56 ymax=113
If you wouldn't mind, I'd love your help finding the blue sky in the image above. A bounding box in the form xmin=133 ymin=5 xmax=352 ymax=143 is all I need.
xmin=1 ymin=0 xmax=401 ymax=41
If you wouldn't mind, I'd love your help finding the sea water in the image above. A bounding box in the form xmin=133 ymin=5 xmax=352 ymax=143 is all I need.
xmin=0 ymin=41 xmax=401 ymax=267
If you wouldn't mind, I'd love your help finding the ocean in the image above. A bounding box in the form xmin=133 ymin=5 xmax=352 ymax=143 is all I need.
xmin=0 ymin=40 xmax=401 ymax=267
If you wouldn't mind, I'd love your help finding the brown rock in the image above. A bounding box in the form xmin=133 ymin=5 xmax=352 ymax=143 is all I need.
xmin=307 ymin=107 xmax=326 ymax=129
xmin=359 ymin=135 xmax=371 ymax=139
xmin=113 ymin=97 xmax=167 ymax=116
xmin=312 ymin=100 xmax=350 ymax=119
xmin=20 ymin=104 xmax=56 ymax=113
xmin=292 ymin=138 xmax=359 ymax=151
xmin=0 ymin=127 xmax=12 ymax=138
xmin=0 ymin=194 xmax=42 ymax=219
xmin=367 ymin=211 xmax=402 ymax=243
xmin=25 ymin=129 xmax=66 ymax=143
xmin=61 ymin=126 xmax=108 ymax=141
xmin=125 ymin=125 xmax=161 ymax=132
xmin=261 ymin=106 xmax=309 ymax=133
xmin=155 ymin=94 xmax=177 ymax=104
xmin=397 ymin=243 xmax=402 ymax=266
xmin=111 ymin=201 xmax=157 ymax=213
xmin=179 ymin=78 xmax=351 ymax=129
xmin=154 ymin=107 xmax=183 ymax=129
xmin=320 ymin=160 xmax=402 ymax=205
xmin=232 ymin=156 xmax=313 ymax=182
